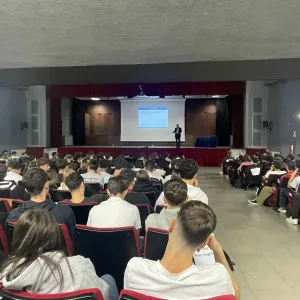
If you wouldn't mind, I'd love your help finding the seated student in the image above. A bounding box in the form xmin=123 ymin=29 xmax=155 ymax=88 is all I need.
xmin=132 ymin=170 xmax=160 ymax=199
xmin=37 ymin=158 xmax=51 ymax=172
xmin=0 ymin=209 xmax=118 ymax=300
xmin=47 ymin=169 xmax=59 ymax=190
xmin=288 ymin=160 xmax=300 ymax=191
xmin=121 ymin=169 xmax=153 ymax=211
xmin=249 ymin=160 xmax=285 ymax=205
xmin=264 ymin=159 xmax=287 ymax=179
xmin=64 ymin=154 xmax=73 ymax=164
xmin=132 ymin=159 xmax=144 ymax=172
xmin=163 ymin=159 xmax=183 ymax=183
xmin=112 ymin=156 xmax=128 ymax=176
xmin=81 ymin=160 xmax=103 ymax=186
xmin=156 ymin=159 xmax=208 ymax=207
xmin=4 ymin=161 xmax=23 ymax=186
xmin=98 ymin=159 xmax=112 ymax=187
xmin=277 ymin=161 xmax=296 ymax=213
xmin=0 ymin=165 xmax=17 ymax=191
xmin=145 ymin=160 xmax=164 ymax=182
xmin=62 ymin=172 xmax=93 ymax=204
xmin=87 ymin=176 xmax=141 ymax=232
xmin=58 ymin=169 xmax=75 ymax=190
xmin=237 ymin=154 xmax=254 ymax=172
xmin=124 ymin=201 xmax=240 ymax=300
xmin=55 ymin=158 xmax=69 ymax=182
xmin=78 ymin=158 xmax=88 ymax=174
xmin=6 ymin=168 xmax=76 ymax=240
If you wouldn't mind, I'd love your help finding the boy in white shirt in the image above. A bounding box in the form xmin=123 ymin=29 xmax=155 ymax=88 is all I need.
xmin=87 ymin=175 xmax=141 ymax=233
xmin=124 ymin=201 xmax=240 ymax=300
xmin=81 ymin=160 xmax=103 ymax=187
xmin=155 ymin=159 xmax=208 ymax=208
xmin=145 ymin=160 xmax=164 ymax=182
xmin=4 ymin=161 xmax=23 ymax=187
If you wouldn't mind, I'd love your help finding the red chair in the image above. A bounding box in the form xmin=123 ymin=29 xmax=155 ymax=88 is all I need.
xmin=134 ymin=204 xmax=150 ymax=236
xmin=288 ymin=189 xmax=295 ymax=210
xmin=6 ymin=222 xmax=74 ymax=256
xmin=119 ymin=290 xmax=236 ymax=300
xmin=0 ymin=199 xmax=12 ymax=213
xmin=75 ymin=225 xmax=140 ymax=291
xmin=144 ymin=228 xmax=168 ymax=261
xmin=12 ymin=199 xmax=26 ymax=209
xmin=0 ymin=224 xmax=9 ymax=254
xmin=0 ymin=287 xmax=104 ymax=300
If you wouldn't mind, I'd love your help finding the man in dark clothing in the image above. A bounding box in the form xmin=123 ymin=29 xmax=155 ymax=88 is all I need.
xmin=6 ymin=168 xmax=76 ymax=240
xmin=172 ymin=124 xmax=182 ymax=148
xmin=120 ymin=169 xmax=154 ymax=211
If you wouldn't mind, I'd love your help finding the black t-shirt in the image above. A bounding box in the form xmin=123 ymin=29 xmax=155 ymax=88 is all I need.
xmin=125 ymin=192 xmax=154 ymax=212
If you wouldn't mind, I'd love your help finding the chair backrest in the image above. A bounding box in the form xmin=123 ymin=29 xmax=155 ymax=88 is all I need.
xmin=60 ymin=202 xmax=99 ymax=225
xmin=119 ymin=290 xmax=236 ymax=300
xmin=12 ymin=199 xmax=26 ymax=209
xmin=134 ymin=204 xmax=150 ymax=236
xmin=0 ymin=189 xmax=11 ymax=199
xmin=0 ymin=199 xmax=12 ymax=213
xmin=143 ymin=192 xmax=157 ymax=208
xmin=0 ymin=287 xmax=104 ymax=300
xmin=58 ymin=224 xmax=74 ymax=256
xmin=155 ymin=205 xmax=166 ymax=214
xmin=75 ymin=225 xmax=140 ymax=291
xmin=6 ymin=222 xmax=74 ymax=256
xmin=280 ymin=177 xmax=290 ymax=188
xmin=144 ymin=227 xmax=168 ymax=261
xmin=267 ymin=174 xmax=283 ymax=187
xmin=84 ymin=183 xmax=101 ymax=197
xmin=50 ymin=190 xmax=72 ymax=202
xmin=288 ymin=189 xmax=296 ymax=209
xmin=0 ymin=224 xmax=9 ymax=254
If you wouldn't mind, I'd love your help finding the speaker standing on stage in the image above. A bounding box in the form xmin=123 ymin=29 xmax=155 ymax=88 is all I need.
xmin=173 ymin=124 xmax=182 ymax=148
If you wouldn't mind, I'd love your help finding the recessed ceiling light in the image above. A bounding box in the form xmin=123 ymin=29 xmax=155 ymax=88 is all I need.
xmin=212 ymin=95 xmax=220 ymax=98
xmin=91 ymin=97 xmax=100 ymax=100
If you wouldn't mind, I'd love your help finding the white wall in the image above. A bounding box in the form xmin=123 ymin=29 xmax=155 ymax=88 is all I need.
xmin=267 ymin=80 xmax=300 ymax=155
xmin=0 ymin=86 xmax=28 ymax=151
xmin=244 ymin=81 xmax=268 ymax=148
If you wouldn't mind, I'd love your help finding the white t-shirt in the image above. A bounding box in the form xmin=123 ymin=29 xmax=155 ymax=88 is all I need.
xmin=148 ymin=172 xmax=164 ymax=183
xmin=155 ymin=184 xmax=208 ymax=208
xmin=98 ymin=172 xmax=112 ymax=187
xmin=81 ymin=172 xmax=103 ymax=186
xmin=87 ymin=196 xmax=141 ymax=229
xmin=124 ymin=258 xmax=235 ymax=300
xmin=265 ymin=170 xmax=286 ymax=179
xmin=4 ymin=171 xmax=23 ymax=187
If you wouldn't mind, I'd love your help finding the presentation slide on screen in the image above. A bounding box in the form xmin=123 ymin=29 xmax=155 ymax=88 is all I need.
xmin=120 ymin=99 xmax=185 ymax=142
xmin=138 ymin=107 xmax=168 ymax=128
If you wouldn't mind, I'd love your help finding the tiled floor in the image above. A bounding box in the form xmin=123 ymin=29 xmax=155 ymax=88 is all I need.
xmin=198 ymin=167 xmax=300 ymax=300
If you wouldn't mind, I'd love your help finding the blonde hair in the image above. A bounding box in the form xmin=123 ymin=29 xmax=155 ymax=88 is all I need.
xmin=60 ymin=169 xmax=75 ymax=190
xmin=80 ymin=158 xmax=88 ymax=170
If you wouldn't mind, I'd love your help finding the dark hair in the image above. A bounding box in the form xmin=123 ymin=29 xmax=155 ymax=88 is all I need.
xmin=120 ymin=169 xmax=136 ymax=188
xmin=88 ymin=159 xmax=98 ymax=171
xmin=296 ymin=160 xmax=300 ymax=169
xmin=178 ymin=159 xmax=198 ymax=180
xmin=68 ymin=161 xmax=80 ymax=171
xmin=266 ymin=155 xmax=274 ymax=163
xmin=164 ymin=179 xmax=187 ymax=206
xmin=0 ymin=209 xmax=72 ymax=292
xmin=47 ymin=169 xmax=58 ymax=186
xmin=287 ymin=160 xmax=296 ymax=171
xmin=0 ymin=165 xmax=7 ymax=181
xmin=273 ymin=160 xmax=282 ymax=170
xmin=253 ymin=157 xmax=259 ymax=164
xmin=55 ymin=159 xmax=68 ymax=170
xmin=145 ymin=160 xmax=156 ymax=172
xmin=287 ymin=154 xmax=295 ymax=160
xmin=43 ymin=153 xmax=50 ymax=159
xmin=136 ymin=170 xmax=150 ymax=182
xmin=73 ymin=152 xmax=82 ymax=162
xmin=28 ymin=161 xmax=37 ymax=169
xmin=52 ymin=152 xmax=57 ymax=156
xmin=99 ymin=159 xmax=110 ymax=169
xmin=65 ymin=172 xmax=84 ymax=192
xmin=238 ymin=155 xmax=244 ymax=161
xmin=113 ymin=157 xmax=128 ymax=170
xmin=37 ymin=158 xmax=51 ymax=168
xmin=11 ymin=151 xmax=17 ymax=156
xmin=177 ymin=201 xmax=217 ymax=248
xmin=135 ymin=160 xmax=144 ymax=169
xmin=243 ymin=154 xmax=252 ymax=162
xmin=10 ymin=161 xmax=22 ymax=170
xmin=107 ymin=176 xmax=128 ymax=195
xmin=170 ymin=158 xmax=183 ymax=171
xmin=22 ymin=168 xmax=48 ymax=196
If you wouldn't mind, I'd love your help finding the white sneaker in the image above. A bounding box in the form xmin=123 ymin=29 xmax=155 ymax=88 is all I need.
xmin=278 ymin=208 xmax=287 ymax=214
xmin=248 ymin=200 xmax=258 ymax=205
xmin=285 ymin=217 xmax=298 ymax=225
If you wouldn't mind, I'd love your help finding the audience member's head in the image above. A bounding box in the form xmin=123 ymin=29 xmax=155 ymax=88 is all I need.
xmin=99 ymin=159 xmax=110 ymax=172
xmin=287 ymin=160 xmax=296 ymax=172
xmin=43 ymin=153 xmax=50 ymax=160
xmin=243 ymin=154 xmax=252 ymax=162
xmin=68 ymin=161 xmax=80 ymax=171
xmin=47 ymin=169 xmax=58 ymax=186
xmin=51 ymin=152 xmax=57 ymax=159
xmin=134 ymin=160 xmax=144 ymax=169
xmin=120 ymin=169 xmax=136 ymax=189
xmin=80 ymin=158 xmax=88 ymax=170
xmin=253 ymin=157 xmax=259 ymax=164
xmin=6 ymin=160 xmax=16 ymax=172
xmin=9 ymin=161 xmax=22 ymax=174
xmin=273 ymin=160 xmax=282 ymax=170
xmin=65 ymin=172 xmax=85 ymax=195
xmin=55 ymin=159 xmax=68 ymax=172
xmin=22 ymin=168 xmax=49 ymax=199
xmin=266 ymin=155 xmax=274 ymax=163
xmin=112 ymin=157 xmax=128 ymax=175
xmin=87 ymin=160 xmax=98 ymax=172
xmin=0 ymin=165 xmax=7 ymax=181
xmin=145 ymin=160 xmax=156 ymax=173
xmin=0 ymin=209 xmax=66 ymax=291
xmin=178 ymin=159 xmax=198 ymax=183
xmin=136 ymin=170 xmax=150 ymax=182
xmin=266 ymin=151 xmax=273 ymax=157
xmin=169 ymin=201 xmax=217 ymax=251
xmin=107 ymin=176 xmax=128 ymax=199
xmin=170 ymin=158 xmax=183 ymax=171
xmin=28 ymin=161 xmax=37 ymax=169
xmin=73 ymin=152 xmax=82 ymax=162
xmin=287 ymin=154 xmax=295 ymax=161
xmin=238 ymin=155 xmax=244 ymax=161
xmin=37 ymin=158 xmax=51 ymax=171
xmin=62 ymin=169 xmax=75 ymax=184
xmin=163 ymin=179 xmax=188 ymax=208
xmin=64 ymin=154 xmax=73 ymax=164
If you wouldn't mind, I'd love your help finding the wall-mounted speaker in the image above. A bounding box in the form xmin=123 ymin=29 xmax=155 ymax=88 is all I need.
xmin=20 ymin=122 xmax=28 ymax=131
xmin=262 ymin=121 xmax=269 ymax=128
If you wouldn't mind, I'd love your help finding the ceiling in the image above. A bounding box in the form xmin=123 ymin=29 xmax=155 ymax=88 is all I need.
xmin=1 ymin=0 xmax=300 ymax=69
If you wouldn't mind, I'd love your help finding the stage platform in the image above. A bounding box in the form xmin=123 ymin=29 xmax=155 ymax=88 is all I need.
xmin=26 ymin=146 xmax=266 ymax=167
